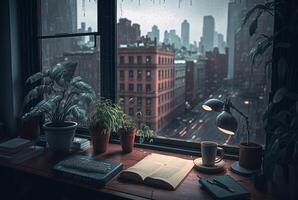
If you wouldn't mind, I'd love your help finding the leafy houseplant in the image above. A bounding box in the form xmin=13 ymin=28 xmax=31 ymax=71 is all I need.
xmin=118 ymin=113 xmax=137 ymax=153
xmin=23 ymin=61 xmax=95 ymax=153
xmin=87 ymin=98 xmax=122 ymax=154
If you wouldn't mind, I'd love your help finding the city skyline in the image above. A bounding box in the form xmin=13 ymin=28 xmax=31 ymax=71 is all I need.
xmin=76 ymin=0 xmax=229 ymax=43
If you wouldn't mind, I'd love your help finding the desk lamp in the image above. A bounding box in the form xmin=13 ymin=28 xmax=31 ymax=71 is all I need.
xmin=202 ymin=98 xmax=263 ymax=175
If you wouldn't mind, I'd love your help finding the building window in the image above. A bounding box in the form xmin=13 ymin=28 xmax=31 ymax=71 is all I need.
xmin=120 ymin=83 xmax=125 ymax=91
xmin=137 ymin=56 xmax=142 ymax=64
xmin=128 ymin=56 xmax=134 ymax=64
xmin=137 ymin=84 xmax=142 ymax=92
xmin=146 ymin=108 xmax=151 ymax=116
xmin=128 ymin=84 xmax=134 ymax=92
xmin=137 ymin=70 xmax=142 ymax=80
xmin=146 ymin=70 xmax=152 ymax=81
xmin=137 ymin=96 xmax=142 ymax=107
xmin=146 ymin=84 xmax=151 ymax=93
xmin=129 ymin=107 xmax=134 ymax=116
xmin=146 ymin=98 xmax=151 ymax=106
xmin=120 ymin=70 xmax=124 ymax=80
xmin=129 ymin=70 xmax=134 ymax=80
xmin=146 ymin=56 xmax=152 ymax=64
xmin=120 ymin=56 xmax=125 ymax=64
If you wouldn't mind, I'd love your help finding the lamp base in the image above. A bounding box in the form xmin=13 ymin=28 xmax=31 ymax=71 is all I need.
xmin=231 ymin=161 xmax=260 ymax=177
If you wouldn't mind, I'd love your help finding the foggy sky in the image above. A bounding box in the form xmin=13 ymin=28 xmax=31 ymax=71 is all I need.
xmin=77 ymin=0 xmax=230 ymax=43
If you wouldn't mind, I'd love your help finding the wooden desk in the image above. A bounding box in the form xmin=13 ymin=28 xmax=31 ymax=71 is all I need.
xmin=0 ymin=144 xmax=272 ymax=200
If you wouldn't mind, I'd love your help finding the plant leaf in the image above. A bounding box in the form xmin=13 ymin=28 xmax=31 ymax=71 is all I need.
xmin=273 ymin=88 xmax=288 ymax=103
xmin=24 ymin=83 xmax=53 ymax=105
xmin=79 ymin=92 xmax=95 ymax=105
xmin=70 ymin=76 xmax=83 ymax=85
xmin=249 ymin=18 xmax=258 ymax=36
xmin=72 ymin=80 xmax=93 ymax=92
xmin=61 ymin=62 xmax=77 ymax=85
xmin=25 ymin=70 xmax=49 ymax=85
xmin=70 ymin=105 xmax=86 ymax=122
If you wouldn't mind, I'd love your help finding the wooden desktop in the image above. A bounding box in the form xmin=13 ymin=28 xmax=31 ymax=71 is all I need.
xmin=0 ymin=144 xmax=272 ymax=200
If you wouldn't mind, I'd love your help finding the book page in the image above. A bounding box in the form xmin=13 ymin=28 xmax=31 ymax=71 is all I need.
xmin=145 ymin=154 xmax=194 ymax=190
xmin=121 ymin=153 xmax=173 ymax=181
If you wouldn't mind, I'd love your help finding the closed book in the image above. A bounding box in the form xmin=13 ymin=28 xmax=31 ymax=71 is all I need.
xmin=72 ymin=137 xmax=90 ymax=149
xmin=0 ymin=138 xmax=34 ymax=154
xmin=0 ymin=146 xmax=44 ymax=164
xmin=53 ymin=155 xmax=123 ymax=186
xmin=198 ymin=175 xmax=250 ymax=200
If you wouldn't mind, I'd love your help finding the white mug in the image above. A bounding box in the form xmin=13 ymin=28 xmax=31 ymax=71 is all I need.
xmin=201 ymin=141 xmax=224 ymax=166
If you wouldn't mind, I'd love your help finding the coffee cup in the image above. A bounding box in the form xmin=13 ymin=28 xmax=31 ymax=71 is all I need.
xmin=201 ymin=141 xmax=224 ymax=166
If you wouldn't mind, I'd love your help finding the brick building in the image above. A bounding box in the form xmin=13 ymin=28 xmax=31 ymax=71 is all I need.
xmin=173 ymin=60 xmax=186 ymax=115
xmin=117 ymin=42 xmax=175 ymax=132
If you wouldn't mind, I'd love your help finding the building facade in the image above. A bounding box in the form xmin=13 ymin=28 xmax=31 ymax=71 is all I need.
xmin=117 ymin=42 xmax=175 ymax=132
xmin=147 ymin=25 xmax=160 ymax=43
xmin=202 ymin=15 xmax=215 ymax=52
xmin=181 ymin=20 xmax=190 ymax=49
xmin=173 ymin=60 xmax=186 ymax=115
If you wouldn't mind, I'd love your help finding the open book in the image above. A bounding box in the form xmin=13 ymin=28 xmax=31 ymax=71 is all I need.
xmin=119 ymin=153 xmax=194 ymax=190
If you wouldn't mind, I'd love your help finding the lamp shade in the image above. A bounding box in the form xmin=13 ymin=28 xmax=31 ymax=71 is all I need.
xmin=216 ymin=111 xmax=238 ymax=135
xmin=202 ymin=99 xmax=224 ymax=112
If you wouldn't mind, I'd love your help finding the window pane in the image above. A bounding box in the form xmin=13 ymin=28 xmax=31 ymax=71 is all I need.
xmin=40 ymin=0 xmax=97 ymax=36
xmin=117 ymin=0 xmax=273 ymax=146
xmin=41 ymin=35 xmax=101 ymax=97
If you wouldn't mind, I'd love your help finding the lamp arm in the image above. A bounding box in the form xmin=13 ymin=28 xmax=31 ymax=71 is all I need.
xmin=229 ymin=102 xmax=250 ymax=144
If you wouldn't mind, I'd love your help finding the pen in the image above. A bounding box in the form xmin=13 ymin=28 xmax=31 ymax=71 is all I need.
xmin=212 ymin=178 xmax=234 ymax=193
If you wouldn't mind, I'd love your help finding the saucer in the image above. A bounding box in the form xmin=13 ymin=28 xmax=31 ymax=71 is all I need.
xmin=193 ymin=157 xmax=225 ymax=174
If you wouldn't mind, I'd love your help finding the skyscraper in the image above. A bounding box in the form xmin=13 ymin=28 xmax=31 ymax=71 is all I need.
xmin=226 ymin=0 xmax=245 ymax=80
xmin=117 ymin=18 xmax=141 ymax=46
xmin=181 ymin=20 xmax=190 ymax=49
xmin=202 ymin=15 xmax=215 ymax=52
xmin=147 ymin=25 xmax=160 ymax=43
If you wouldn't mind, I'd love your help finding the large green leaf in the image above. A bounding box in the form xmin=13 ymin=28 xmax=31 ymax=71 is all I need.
xmin=61 ymin=62 xmax=77 ymax=85
xmin=70 ymin=76 xmax=83 ymax=85
xmin=79 ymin=93 xmax=95 ymax=105
xmin=49 ymin=63 xmax=64 ymax=82
xmin=249 ymin=18 xmax=258 ymax=36
xmin=69 ymin=105 xmax=86 ymax=122
xmin=24 ymin=83 xmax=53 ymax=105
xmin=71 ymin=80 xmax=93 ymax=92
xmin=22 ymin=95 xmax=62 ymax=120
xmin=25 ymin=69 xmax=49 ymax=85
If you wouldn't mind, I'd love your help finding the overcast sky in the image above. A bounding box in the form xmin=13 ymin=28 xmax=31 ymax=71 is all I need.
xmin=77 ymin=0 xmax=230 ymax=43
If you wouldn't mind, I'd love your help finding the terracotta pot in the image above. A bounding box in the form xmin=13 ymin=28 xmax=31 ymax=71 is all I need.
xmin=90 ymin=127 xmax=111 ymax=155
xmin=119 ymin=128 xmax=137 ymax=153
xmin=239 ymin=142 xmax=263 ymax=170
xmin=21 ymin=117 xmax=40 ymax=141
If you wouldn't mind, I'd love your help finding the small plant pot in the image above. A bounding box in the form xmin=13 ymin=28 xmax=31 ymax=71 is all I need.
xmin=119 ymin=128 xmax=137 ymax=153
xmin=21 ymin=117 xmax=40 ymax=141
xmin=239 ymin=142 xmax=263 ymax=170
xmin=90 ymin=127 xmax=111 ymax=155
xmin=43 ymin=121 xmax=77 ymax=153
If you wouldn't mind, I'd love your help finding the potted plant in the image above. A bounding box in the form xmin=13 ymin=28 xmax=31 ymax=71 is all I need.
xmin=87 ymin=98 xmax=121 ymax=154
xmin=22 ymin=61 xmax=95 ymax=153
xmin=118 ymin=113 xmax=137 ymax=153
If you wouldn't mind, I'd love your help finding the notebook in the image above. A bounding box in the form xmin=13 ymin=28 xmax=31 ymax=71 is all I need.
xmin=119 ymin=153 xmax=194 ymax=190
xmin=199 ymin=175 xmax=250 ymax=200
xmin=0 ymin=137 xmax=34 ymax=154
xmin=53 ymin=155 xmax=123 ymax=186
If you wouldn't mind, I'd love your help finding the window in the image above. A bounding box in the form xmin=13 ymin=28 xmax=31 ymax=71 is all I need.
xmin=128 ymin=56 xmax=134 ymax=64
xmin=128 ymin=84 xmax=134 ymax=92
xmin=146 ymin=84 xmax=151 ymax=93
xmin=146 ymin=70 xmax=152 ymax=81
xmin=129 ymin=107 xmax=134 ymax=116
xmin=117 ymin=0 xmax=273 ymax=147
xmin=146 ymin=108 xmax=151 ymax=116
xmin=137 ymin=84 xmax=142 ymax=92
xmin=120 ymin=83 xmax=125 ymax=91
xmin=146 ymin=98 xmax=151 ymax=106
xmin=129 ymin=70 xmax=134 ymax=80
xmin=137 ymin=97 xmax=142 ymax=107
xmin=137 ymin=56 xmax=142 ymax=64
xmin=120 ymin=56 xmax=125 ymax=64
xmin=40 ymin=0 xmax=100 ymax=96
xmin=120 ymin=70 xmax=124 ymax=80
xmin=137 ymin=70 xmax=142 ymax=80
xmin=146 ymin=56 xmax=152 ymax=64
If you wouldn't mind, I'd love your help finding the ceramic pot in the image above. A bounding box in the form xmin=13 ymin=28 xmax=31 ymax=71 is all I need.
xmin=90 ymin=127 xmax=111 ymax=154
xmin=43 ymin=121 xmax=77 ymax=153
xmin=239 ymin=142 xmax=263 ymax=170
xmin=119 ymin=128 xmax=137 ymax=153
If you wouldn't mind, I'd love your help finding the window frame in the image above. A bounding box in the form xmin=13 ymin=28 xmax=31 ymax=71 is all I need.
xmin=33 ymin=0 xmax=268 ymax=158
